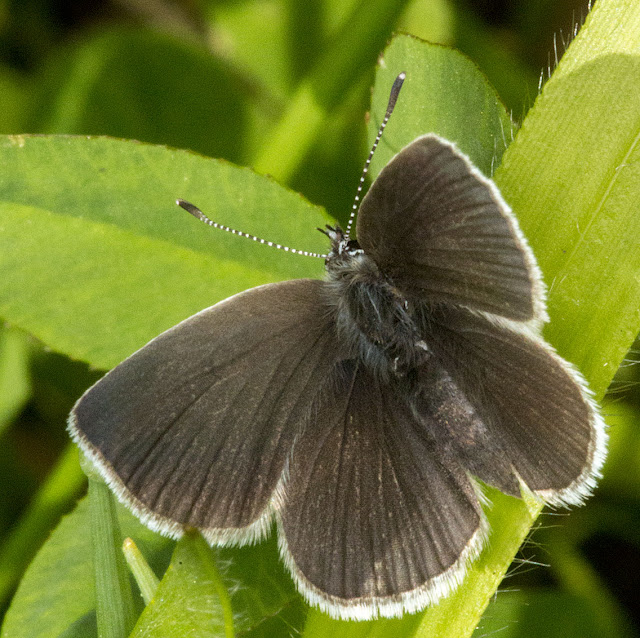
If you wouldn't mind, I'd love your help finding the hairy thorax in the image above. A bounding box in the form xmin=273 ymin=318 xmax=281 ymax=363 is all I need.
xmin=323 ymin=227 xmax=428 ymax=379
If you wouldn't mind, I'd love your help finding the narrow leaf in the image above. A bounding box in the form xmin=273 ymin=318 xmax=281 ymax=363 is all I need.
xmin=0 ymin=444 xmax=86 ymax=608
xmin=253 ymin=0 xmax=410 ymax=181
xmin=89 ymin=479 xmax=137 ymax=638
xmin=495 ymin=0 xmax=640 ymax=392
xmin=122 ymin=538 xmax=160 ymax=606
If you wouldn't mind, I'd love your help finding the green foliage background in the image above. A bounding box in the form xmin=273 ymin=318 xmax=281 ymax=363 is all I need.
xmin=1 ymin=0 xmax=640 ymax=637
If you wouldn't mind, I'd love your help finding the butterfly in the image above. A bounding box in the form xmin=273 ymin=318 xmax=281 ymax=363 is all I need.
xmin=69 ymin=73 xmax=605 ymax=620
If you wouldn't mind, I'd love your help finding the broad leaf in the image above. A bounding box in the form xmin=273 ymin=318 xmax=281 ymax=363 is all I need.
xmin=368 ymin=35 xmax=514 ymax=178
xmin=0 ymin=137 xmax=328 ymax=370
xmin=130 ymin=535 xmax=232 ymax=638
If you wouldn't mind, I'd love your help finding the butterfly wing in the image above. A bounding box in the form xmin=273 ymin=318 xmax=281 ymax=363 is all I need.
xmin=69 ymin=279 xmax=342 ymax=544
xmin=415 ymin=306 xmax=606 ymax=506
xmin=356 ymin=134 xmax=545 ymax=322
xmin=279 ymin=360 xmax=484 ymax=619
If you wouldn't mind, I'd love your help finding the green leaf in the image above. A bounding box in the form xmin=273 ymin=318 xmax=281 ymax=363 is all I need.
xmin=0 ymin=69 xmax=29 ymax=134
xmin=89 ymin=479 xmax=137 ymax=637
xmin=0 ymin=496 xmax=96 ymax=638
xmin=1 ymin=486 xmax=305 ymax=637
xmin=475 ymin=590 xmax=625 ymax=638
xmin=452 ymin=8 xmax=539 ymax=118
xmin=600 ymin=402 xmax=640 ymax=499
xmin=0 ymin=445 xmax=86 ymax=609
xmin=0 ymin=327 xmax=31 ymax=435
xmin=495 ymin=1 xmax=640 ymax=394
xmin=129 ymin=533 xmax=233 ymax=638
xmin=368 ymin=35 xmax=514 ymax=179
xmin=56 ymin=612 xmax=98 ymax=638
xmin=397 ymin=0 xmax=455 ymax=47
xmin=303 ymin=614 xmax=424 ymax=638
xmin=206 ymin=1 xmax=291 ymax=102
xmin=0 ymin=136 xmax=328 ymax=369
xmin=253 ymin=0 xmax=410 ymax=181
xmin=220 ymin=535 xmax=307 ymax=638
xmin=122 ymin=538 xmax=160 ymax=606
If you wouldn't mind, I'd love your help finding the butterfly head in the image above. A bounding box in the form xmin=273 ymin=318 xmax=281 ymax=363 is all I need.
xmin=319 ymin=224 xmax=365 ymax=275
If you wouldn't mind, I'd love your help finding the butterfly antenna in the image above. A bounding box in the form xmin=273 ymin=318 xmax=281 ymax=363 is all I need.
xmin=344 ymin=72 xmax=406 ymax=240
xmin=176 ymin=199 xmax=328 ymax=259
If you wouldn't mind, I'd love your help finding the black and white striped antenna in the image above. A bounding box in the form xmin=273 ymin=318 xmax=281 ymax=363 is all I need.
xmin=344 ymin=71 xmax=405 ymax=240
xmin=176 ymin=199 xmax=328 ymax=259
xmin=177 ymin=72 xmax=405 ymax=257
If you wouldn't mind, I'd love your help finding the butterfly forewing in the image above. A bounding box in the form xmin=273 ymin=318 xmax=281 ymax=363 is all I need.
xmin=279 ymin=360 xmax=483 ymax=619
xmin=357 ymin=135 xmax=545 ymax=322
xmin=70 ymin=279 xmax=342 ymax=543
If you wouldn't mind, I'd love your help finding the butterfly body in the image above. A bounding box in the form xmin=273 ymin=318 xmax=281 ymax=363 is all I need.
xmin=324 ymin=225 xmax=425 ymax=378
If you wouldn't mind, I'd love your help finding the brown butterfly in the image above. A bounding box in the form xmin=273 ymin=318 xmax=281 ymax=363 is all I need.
xmin=69 ymin=73 xmax=605 ymax=620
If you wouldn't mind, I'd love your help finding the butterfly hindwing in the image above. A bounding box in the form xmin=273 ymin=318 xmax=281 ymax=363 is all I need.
xmin=279 ymin=360 xmax=484 ymax=619
xmin=410 ymin=361 xmax=523 ymax=498
xmin=357 ymin=135 xmax=545 ymax=322
xmin=70 ymin=279 xmax=342 ymax=543
xmin=416 ymin=306 xmax=605 ymax=506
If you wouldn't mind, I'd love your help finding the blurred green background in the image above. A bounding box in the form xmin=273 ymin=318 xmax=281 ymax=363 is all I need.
xmin=0 ymin=0 xmax=639 ymax=636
